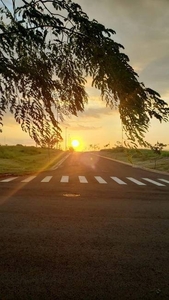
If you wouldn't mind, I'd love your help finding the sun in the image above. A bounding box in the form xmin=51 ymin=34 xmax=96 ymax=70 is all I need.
xmin=71 ymin=139 xmax=80 ymax=148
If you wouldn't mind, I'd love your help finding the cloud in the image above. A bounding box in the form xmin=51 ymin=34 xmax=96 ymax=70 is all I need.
xmin=69 ymin=124 xmax=102 ymax=131
xmin=75 ymin=0 xmax=169 ymax=107
xmin=2 ymin=0 xmax=169 ymax=147
xmin=76 ymin=0 xmax=169 ymax=69
xmin=140 ymin=55 xmax=169 ymax=95
xmin=2 ymin=112 xmax=18 ymax=128
xmin=77 ymin=106 xmax=116 ymax=119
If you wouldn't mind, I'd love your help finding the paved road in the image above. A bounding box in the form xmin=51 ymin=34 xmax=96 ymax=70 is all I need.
xmin=0 ymin=152 xmax=169 ymax=300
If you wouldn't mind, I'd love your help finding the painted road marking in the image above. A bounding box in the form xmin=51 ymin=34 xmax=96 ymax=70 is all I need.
xmin=94 ymin=176 xmax=107 ymax=184
xmin=158 ymin=179 xmax=169 ymax=184
xmin=142 ymin=178 xmax=165 ymax=186
xmin=127 ymin=177 xmax=146 ymax=185
xmin=51 ymin=154 xmax=70 ymax=170
xmin=0 ymin=177 xmax=18 ymax=182
xmin=0 ymin=175 xmax=168 ymax=187
xmin=111 ymin=177 xmax=127 ymax=185
xmin=79 ymin=176 xmax=88 ymax=183
xmin=41 ymin=176 xmax=52 ymax=182
xmin=60 ymin=176 xmax=69 ymax=183
xmin=21 ymin=176 xmax=37 ymax=183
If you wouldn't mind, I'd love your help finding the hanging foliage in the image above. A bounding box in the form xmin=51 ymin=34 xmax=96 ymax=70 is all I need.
xmin=0 ymin=0 xmax=168 ymax=145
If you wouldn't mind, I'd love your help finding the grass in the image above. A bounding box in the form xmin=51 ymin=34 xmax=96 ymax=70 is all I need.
xmin=0 ymin=145 xmax=169 ymax=176
xmin=99 ymin=148 xmax=169 ymax=173
xmin=0 ymin=145 xmax=67 ymax=176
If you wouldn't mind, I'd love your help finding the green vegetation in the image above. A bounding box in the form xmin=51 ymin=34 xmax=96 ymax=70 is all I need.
xmin=100 ymin=147 xmax=169 ymax=173
xmin=0 ymin=145 xmax=169 ymax=176
xmin=0 ymin=145 xmax=66 ymax=176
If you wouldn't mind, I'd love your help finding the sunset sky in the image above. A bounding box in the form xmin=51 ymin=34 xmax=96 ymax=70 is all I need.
xmin=1 ymin=0 xmax=169 ymax=150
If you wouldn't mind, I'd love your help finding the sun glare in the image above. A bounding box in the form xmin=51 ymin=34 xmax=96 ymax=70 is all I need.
xmin=71 ymin=139 xmax=80 ymax=148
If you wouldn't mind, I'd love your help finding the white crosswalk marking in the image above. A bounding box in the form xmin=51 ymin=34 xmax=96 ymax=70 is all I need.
xmin=111 ymin=177 xmax=127 ymax=185
xmin=1 ymin=177 xmax=18 ymax=182
xmin=60 ymin=176 xmax=69 ymax=183
xmin=21 ymin=176 xmax=37 ymax=183
xmin=41 ymin=176 xmax=52 ymax=182
xmin=142 ymin=178 xmax=165 ymax=186
xmin=94 ymin=176 xmax=107 ymax=184
xmin=127 ymin=177 xmax=146 ymax=185
xmin=158 ymin=179 xmax=169 ymax=184
xmin=0 ymin=175 xmax=169 ymax=187
xmin=79 ymin=176 xmax=88 ymax=183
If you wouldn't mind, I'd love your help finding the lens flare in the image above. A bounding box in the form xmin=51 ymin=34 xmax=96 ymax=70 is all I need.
xmin=71 ymin=139 xmax=80 ymax=148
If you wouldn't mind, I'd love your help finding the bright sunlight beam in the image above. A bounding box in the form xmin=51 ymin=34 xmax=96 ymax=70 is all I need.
xmin=71 ymin=139 xmax=80 ymax=148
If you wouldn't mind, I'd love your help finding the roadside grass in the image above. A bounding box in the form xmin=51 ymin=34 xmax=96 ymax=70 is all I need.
xmin=0 ymin=145 xmax=169 ymax=176
xmin=0 ymin=145 xmax=67 ymax=176
xmin=99 ymin=148 xmax=169 ymax=173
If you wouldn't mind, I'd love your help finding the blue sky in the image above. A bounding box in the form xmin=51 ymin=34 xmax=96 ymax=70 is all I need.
xmin=1 ymin=0 xmax=169 ymax=150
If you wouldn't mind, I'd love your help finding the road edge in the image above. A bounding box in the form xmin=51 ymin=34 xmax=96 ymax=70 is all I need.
xmin=96 ymin=154 xmax=169 ymax=176
xmin=50 ymin=153 xmax=70 ymax=170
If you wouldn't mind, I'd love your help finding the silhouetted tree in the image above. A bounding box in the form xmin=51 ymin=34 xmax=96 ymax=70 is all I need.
xmin=104 ymin=143 xmax=110 ymax=148
xmin=0 ymin=0 xmax=169 ymax=145
xmin=39 ymin=126 xmax=62 ymax=148
xmin=151 ymin=142 xmax=167 ymax=155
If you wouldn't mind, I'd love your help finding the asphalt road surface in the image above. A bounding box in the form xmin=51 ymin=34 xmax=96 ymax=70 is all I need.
xmin=0 ymin=152 xmax=169 ymax=300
